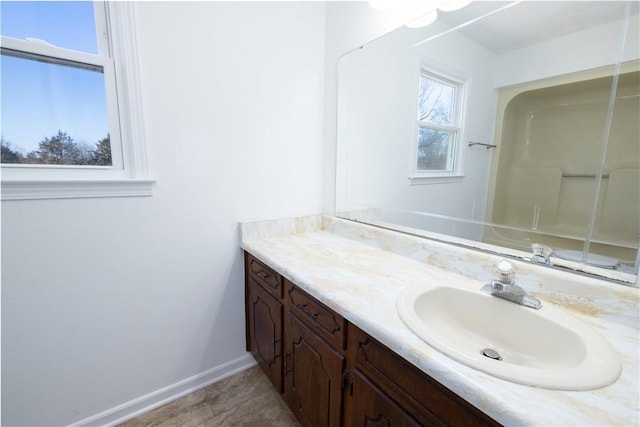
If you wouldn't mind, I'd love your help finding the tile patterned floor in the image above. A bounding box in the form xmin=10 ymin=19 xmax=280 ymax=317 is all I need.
xmin=119 ymin=366 xmax=300 ymax=427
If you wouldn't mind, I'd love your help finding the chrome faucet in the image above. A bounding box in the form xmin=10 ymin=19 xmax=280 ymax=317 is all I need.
xmin=531 ymin=243 xmax=553 ymax=265
xmin=481 ymin=259 xmax=542 ymax=310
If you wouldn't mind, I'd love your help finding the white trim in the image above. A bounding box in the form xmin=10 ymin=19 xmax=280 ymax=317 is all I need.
xmin=1 ymin=179 xmax=156 ymax=200
xmin=68 ymin=354 xmax=257 ymax=427
xmin=409 ymin=174 xmax=464 ymax=185
xmin=0 ymin=36 xmax=107 ymax=66
xmin=107 ymin=1 xmax=150 ymax=178
xmin=94 ymin=1 xmax=110 ymax=57
xmin=103 ymin=57 xmax=126 ymax=170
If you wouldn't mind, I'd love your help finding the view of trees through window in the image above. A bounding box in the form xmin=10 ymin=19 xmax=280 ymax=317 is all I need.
xmin=417 ymin=127 xmax=450 ymax=171
xmin=417 ymin=72 xmax=458 ymax=172
xmin=1 ymin=132 xmax=112 ymax=166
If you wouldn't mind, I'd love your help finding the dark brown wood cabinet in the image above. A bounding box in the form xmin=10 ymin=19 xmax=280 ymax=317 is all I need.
xmin=244 ymin=251 xmax=501 ymax=427
xmin=245 ymin=252 xmax=285 ymax=393
xmin=284 ymin=279 xmax=347 ymax=350
xmin=283 ymin=279 xmax=347 ymax=426
xmin=285 ymin=313 xmax=345 ymax=427
xmin=246 ymin=278 xmax=283 ymax=393
xmin=346 ymin=369 xmax=423 ymax=427
xmin=246 ymin=253 xmax=283 ymax=298
xmin=346 ymin=325 xmax=500 ymax=427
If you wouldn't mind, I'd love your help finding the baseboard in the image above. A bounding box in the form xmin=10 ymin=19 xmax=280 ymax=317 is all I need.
xmin=69 ymin=353 xmax=257 ymax=427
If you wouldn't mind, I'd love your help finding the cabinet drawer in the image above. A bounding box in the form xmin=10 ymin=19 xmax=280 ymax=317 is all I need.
xmin=245 ymin=252 xmax=282 ymax=298
xmin=350 ymin=326 xmax=500 ymax=427
xmin=284 ymin=280 xmax=347 ymax=350
xmin=348 ymin=369 xmax=426 ymax=427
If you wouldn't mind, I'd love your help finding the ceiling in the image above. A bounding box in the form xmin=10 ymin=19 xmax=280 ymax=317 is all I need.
xmin=437 ymin=1 xmax=640 ymax=54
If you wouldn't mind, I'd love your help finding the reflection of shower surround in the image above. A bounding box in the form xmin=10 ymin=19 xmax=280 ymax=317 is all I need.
xmin=486 ymin=69 xmax=639 ymax=267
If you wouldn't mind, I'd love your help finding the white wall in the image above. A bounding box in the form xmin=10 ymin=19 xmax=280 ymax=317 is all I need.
xmin=494 ymin=17 xmax=639 ymax=88
xmin=1 ymin=2 xmax=326 ymax=426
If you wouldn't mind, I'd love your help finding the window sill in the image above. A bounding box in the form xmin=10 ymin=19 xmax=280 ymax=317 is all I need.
xmin=1 ymin=179 xmax=155 ymax=201
xmin=409 ymin=174 xmax=464 ymax=185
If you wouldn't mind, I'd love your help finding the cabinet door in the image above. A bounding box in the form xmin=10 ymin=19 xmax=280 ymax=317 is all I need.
xmin=285 ymin=313 xmax=345 ymax=427
xmin=247 ymin=279 xmax=283 ymax=393
xmin=348 ymin=369 xmax=425 ymax=427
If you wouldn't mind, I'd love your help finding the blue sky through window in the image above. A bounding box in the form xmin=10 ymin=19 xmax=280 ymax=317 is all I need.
xmin=1 ymin=1 xmax=109 ymax=155
xmin=1 ymin=1 xmax=98 ymax=53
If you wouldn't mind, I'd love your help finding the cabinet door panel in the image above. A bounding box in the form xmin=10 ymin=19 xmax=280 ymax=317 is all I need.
xmin=248 ymin=279 xmax=283 ymax=392
xmin=285 ymin=313 xmax=345 ymax=427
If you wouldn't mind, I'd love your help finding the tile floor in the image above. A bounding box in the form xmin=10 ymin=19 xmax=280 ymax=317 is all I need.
xmin=118 ymin=366 xmax=300 ymax=427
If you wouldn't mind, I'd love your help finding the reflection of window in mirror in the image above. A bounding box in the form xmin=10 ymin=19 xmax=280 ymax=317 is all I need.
xmin=411 ymin=69 xmax=465 ymax=184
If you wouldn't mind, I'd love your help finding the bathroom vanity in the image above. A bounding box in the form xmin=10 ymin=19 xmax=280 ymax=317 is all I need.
xmin=241 ymin=215 xmax=639 ymax=426
xmin=245 ymin=251 xmax=498 ymax=426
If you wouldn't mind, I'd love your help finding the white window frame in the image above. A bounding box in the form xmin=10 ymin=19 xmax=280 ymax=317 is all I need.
xmin=409 ymin=66 xmax=467 ymax=185
xmin=1 ymin=1 xmax=153 ymax=200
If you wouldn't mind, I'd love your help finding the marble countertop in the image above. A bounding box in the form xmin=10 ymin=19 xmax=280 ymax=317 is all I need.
xmin=240 ymin=215 xmax=639 ymax=426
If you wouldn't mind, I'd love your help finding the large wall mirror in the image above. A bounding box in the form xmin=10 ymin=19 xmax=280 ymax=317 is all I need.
xmin=335 ymin=1 xmax=639 ymax=285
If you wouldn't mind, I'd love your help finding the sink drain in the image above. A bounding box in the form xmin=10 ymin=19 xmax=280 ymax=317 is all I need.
xmin=482 ymin=348 xmax=502 ymax=361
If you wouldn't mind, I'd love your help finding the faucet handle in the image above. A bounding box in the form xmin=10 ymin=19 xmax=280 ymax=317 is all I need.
xmin=532 ymin=243 xmax=553 ymax=257
xmin=531 ymin=243 xmax=553 ymax=264
xmin=494 ymin=259 xmax=516 ymax=284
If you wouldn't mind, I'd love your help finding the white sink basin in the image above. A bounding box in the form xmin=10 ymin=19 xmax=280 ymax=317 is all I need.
xmin=397 ymin=284 xmax=621 ymax=390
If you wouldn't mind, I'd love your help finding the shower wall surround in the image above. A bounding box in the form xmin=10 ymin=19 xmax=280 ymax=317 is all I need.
xmin=487 ymin=69 xmax=640 ymax=268
xmin=241 ymin=214 xmax=639 ymax=426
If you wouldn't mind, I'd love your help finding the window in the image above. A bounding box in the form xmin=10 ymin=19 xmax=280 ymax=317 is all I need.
xmin=0 ymin=1 xmax=152 ymax=200
xmin=411 ymin=69 xmax=465 ymax=183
